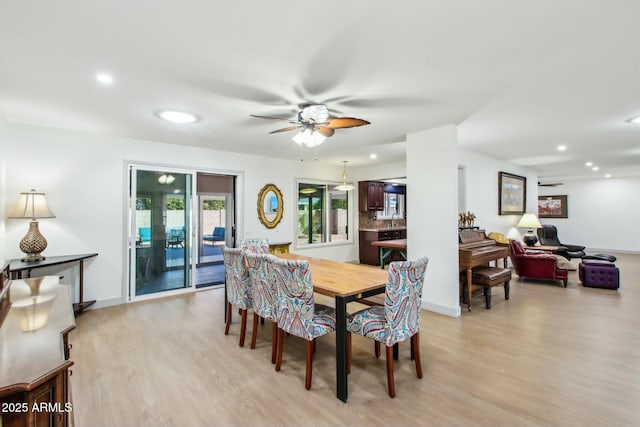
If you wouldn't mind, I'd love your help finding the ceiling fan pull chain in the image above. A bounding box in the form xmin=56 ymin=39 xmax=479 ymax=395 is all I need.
xmin=300 ymin=144 xmax=304 ymax=162
xmin=313 ymin=146 xmax=318 ymax=161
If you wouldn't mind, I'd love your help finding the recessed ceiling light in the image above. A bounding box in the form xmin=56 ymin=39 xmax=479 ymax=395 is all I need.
xmin=156 ymin=110 xmax=199 ymax=124
xmin=369 ymin=153 xmax=377 ymax=159
xmin=628 ymin=116 xmax=640 ymax=124
xmin=557 ymin=145 xmax=567 ymax=151
xmin=605 ymin=174 xmax=611 ymax=178
xmin=585 ymin=161 xmax=593 ymax=167
xmin=592 ymin=166 xmax=599 ymax=171
xmin=95 ymin=73 xmax=114 ymax=85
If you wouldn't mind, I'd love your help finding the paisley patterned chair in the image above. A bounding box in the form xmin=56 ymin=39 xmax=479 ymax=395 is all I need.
xmin=246 ymin=252 xmax=279 ymax=363
xmin=272 ymin=258 xmax=336 ymax=390
xmin=346 ymin=256 xmax=429 ymax=397
xmin=240 ymin=238 xmax=270 ymax=255
xmin=222 ymin=246 xmax=252 ymax=347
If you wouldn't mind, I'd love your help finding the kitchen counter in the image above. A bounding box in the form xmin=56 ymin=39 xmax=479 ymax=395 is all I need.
xmin=359 ymin=226 xmax=407 ymax=232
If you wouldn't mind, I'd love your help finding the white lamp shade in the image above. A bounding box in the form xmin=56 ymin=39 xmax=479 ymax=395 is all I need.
xmin=9 ymin=190 xmax=55 ymax=219
xmin=517 ymin=213 xmax=541 ymax=229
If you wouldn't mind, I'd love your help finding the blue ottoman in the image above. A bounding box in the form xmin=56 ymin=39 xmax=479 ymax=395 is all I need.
xmin=579 ymin=259 xmax=620 ymax=290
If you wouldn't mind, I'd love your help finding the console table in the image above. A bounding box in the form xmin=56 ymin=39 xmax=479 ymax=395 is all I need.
xmin=10 ymin=253 xmax=98 ymax=315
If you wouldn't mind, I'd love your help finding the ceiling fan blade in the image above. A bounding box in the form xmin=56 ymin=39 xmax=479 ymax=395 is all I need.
xmin=325 ymin=117 xmax=371 ymax=129
xmin=269 ymin=126 xmax=301 ymax=134
xmin=315 ymin=126 xmax=335 ymax=137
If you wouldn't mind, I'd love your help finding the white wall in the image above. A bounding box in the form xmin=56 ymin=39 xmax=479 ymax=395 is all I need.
xmin=539 ymin=176 xmax=640 ymax=253
xmin=0 ymin=115 xmax=6 ymax=264
xmin=1 ymin=122 xmax=351 ymax=306
xmin=459 ymin=149 xmax=539 ymax=235
xmin=407 ymin=125 xmax=461 ymax=317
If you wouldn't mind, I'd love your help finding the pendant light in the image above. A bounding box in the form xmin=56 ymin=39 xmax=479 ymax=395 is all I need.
xmin=334 ymin=161 xmax=354 ymax=191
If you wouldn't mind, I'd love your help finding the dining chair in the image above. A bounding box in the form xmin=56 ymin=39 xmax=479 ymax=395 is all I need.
xmin=240 ymin=238 xmax=270 ymax=254
xmin=346 ymin=256 xmax=429 ymax=397
xmin=272 ymin=257 xmax=336 ymax=390
xmin=222 ymin=246 xmax=252 ymax=347
xmin=246 ymin=252 xmax=279 ymax=363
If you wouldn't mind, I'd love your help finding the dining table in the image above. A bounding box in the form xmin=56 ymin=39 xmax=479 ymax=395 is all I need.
xmin=277 ymin=253 xmax=388 ymax=402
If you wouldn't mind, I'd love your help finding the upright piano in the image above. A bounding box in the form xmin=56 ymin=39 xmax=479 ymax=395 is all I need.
xmin=458 ymin=229 xmax=509 ymax=311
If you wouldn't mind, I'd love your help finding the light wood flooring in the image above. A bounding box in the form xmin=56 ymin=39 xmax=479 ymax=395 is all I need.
xmin=69 ymin=254 xmax=640 ymax=427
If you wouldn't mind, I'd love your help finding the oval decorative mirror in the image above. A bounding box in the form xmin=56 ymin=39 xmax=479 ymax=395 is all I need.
xmin=257 ymin=183 xmax=283 ymax=229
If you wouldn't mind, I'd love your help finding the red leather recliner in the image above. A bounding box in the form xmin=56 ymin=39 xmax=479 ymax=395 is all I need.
xmin=508 ymin=240 xmax=568 ymax=287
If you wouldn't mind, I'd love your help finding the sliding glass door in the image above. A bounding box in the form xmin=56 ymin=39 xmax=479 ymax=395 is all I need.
xmin=129 ymin=166 xmax=193 ymax=298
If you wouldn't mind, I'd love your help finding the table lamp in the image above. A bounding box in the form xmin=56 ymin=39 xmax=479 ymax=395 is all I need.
xmin=517 ymin=213 xmax=542 ymax=247
xmin=9 ymin=189 xmax=56 ymax=262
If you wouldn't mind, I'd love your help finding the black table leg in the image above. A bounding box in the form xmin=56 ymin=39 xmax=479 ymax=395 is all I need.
xmin=335 ymin=295 xmax=348 ymax=402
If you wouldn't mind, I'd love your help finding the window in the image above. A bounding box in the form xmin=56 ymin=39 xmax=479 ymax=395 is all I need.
xmin=383 ymin=192 xmax=405 ymax=218
xmin=297 ymin=181 xmax=351 ymax=247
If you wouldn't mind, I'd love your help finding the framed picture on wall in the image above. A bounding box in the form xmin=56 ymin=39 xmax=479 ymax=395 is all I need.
xmin=498 ymin=171 xmax=526 ymax=215
xmin=538 ymin=195 xmax=568 ymax=218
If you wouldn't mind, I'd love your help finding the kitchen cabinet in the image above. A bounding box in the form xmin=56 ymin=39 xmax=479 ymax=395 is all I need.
xmin=358 ymin=181 xmax=385 ymax=211
xmin=359 ymin=228 xmax=407 ymax=266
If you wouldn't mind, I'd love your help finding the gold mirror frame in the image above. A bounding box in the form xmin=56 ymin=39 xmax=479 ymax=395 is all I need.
xmin=257 ymin=183 xmax=284 ymax=229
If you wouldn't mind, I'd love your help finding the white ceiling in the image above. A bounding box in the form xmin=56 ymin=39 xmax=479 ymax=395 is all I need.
xmin=1 ymin=1 xmax=640 ymax=183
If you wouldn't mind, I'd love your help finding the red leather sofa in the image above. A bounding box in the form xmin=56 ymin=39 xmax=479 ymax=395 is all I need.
xmin=508 ymin=240 xmax=569 ymax=287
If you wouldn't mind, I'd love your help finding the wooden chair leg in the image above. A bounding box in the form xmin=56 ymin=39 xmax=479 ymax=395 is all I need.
xmin=375 ymin=341 xmax=381 ymax=359
xmin=275 ymin=328 xmax=284 ymax=371
xmin=393 ymin=343 xmax=399 ymax=360
xmin=385 ymin=345 xmax=396 ymax=398
xmin=271 ymin=322 xmax=277 ymax=364
xmin=239 ymin=309 xmax=248 ymax=347
xmin=224 ymin=302 xmax=232 ymax=335
xmin=412 ymin=333 xmax=423 ymax=378
xmin=305 ymin=340 xmax=314 ymax=390
xmin=347 ymin=332 xmax=352 ymax=374
xmin=504 ymin=281 xmax=510 ymax=300
xmin=250 ymin=313 xmax=259 ymax=349
xmin=312 ymin=338 xmax=316 ymax=353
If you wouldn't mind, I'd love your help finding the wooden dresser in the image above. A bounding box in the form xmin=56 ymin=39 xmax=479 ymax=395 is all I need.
xmin=268 ymin=242 xmax=291 ymax=255
xmin=0 ymin=266 xmax=75 ymax=427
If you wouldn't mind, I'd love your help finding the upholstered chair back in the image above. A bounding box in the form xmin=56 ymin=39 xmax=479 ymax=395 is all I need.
xmin=537 ymin=225 xmax=561 ymax=246
xmin=222 ymin=246 xmax=252 ymax=310
xmin=382 ymin=257 xmax=429 ymax=346
xmin=240 ymin=238 xmax=270 ymax=254
xmin=509 ymin=239 xmax=526 ymax=255
xmin=273 ymin=258 xmax=335 ymax=341
xmin=246 ymin=252 xmax=278 ymax=322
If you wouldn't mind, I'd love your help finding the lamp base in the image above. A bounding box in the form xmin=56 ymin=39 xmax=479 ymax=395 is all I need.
xmin=21 ymin=253 xmax=46 ymax=262
xmin=523 ymin=234 xmax=538 ymax=247
xmin=19 ymin=220 xmax=48 ymax=262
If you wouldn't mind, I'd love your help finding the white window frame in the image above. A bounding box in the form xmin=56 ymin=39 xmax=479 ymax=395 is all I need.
xmin=294 ymin=179 xmax=354 ymax=249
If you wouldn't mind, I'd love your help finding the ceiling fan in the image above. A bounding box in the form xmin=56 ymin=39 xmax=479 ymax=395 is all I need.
xmin=250 ymin=104 xmax=370 ymax=147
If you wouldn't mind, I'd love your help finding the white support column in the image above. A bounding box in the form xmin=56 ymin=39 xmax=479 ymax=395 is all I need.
xmin=407 ymin=124 xmax=461 ymax=317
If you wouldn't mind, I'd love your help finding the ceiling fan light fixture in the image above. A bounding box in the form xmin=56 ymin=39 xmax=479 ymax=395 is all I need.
xmin=292 ymin=128 xmax=326 ymax=147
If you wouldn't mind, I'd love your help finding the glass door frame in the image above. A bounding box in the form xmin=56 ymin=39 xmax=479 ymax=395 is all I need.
xmin=127 ymin=164 xmax=197 ymax=302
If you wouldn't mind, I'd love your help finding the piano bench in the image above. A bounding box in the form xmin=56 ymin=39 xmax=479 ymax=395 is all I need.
xmin=465 ymin=267 xmax=512 ymax=309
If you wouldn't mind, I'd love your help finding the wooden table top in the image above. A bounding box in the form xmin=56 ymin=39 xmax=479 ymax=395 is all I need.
xmin=371 ymin=238 xmax=407 ymax=249
xmin=0 ymin=276 xmax=75 ymax=391
xmin=277 ymin=253 xmax=388 ymax=298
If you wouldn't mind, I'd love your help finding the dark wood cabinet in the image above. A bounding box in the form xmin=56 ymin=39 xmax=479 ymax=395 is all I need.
xmin=359 ymin=228 xmax=407 ymax=266
xmin=358 ymin=181 xmax=385 ymax=212
xmin=0 ymin=273 xmax=75 ymax=427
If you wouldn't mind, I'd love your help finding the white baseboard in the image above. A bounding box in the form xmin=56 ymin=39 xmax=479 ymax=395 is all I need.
xmin=421 ymin=301 xmax=461 ymax=318
xmin=89 ymin=297 xmax=124 ymax=310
